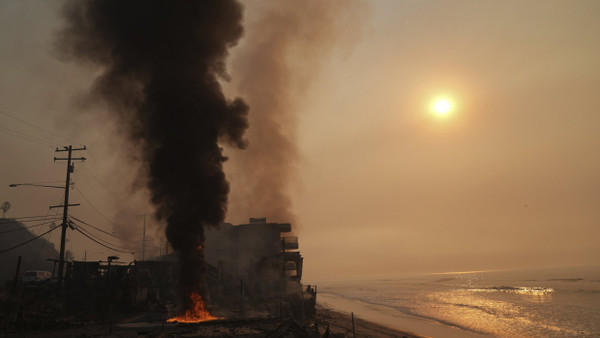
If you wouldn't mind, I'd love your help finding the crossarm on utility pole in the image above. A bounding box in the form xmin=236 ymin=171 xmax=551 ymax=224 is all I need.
xmin=49 ymin=204 xmax=80 ymax=209
xmin=54 ymin=157 xmax=86 ymax=162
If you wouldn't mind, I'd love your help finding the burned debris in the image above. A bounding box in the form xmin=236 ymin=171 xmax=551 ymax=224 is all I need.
xmin=1 ymin=218 xmax=322 ymax=337
xmin=203 ymin=218 xmax=308 ymax=317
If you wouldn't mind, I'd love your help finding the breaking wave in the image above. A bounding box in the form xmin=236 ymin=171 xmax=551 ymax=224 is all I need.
xmin=467 ymin=286 xmax=554 ymax=295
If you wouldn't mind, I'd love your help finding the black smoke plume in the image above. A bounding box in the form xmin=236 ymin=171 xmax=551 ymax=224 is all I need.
xmin=56 ymin=0 xmax=248 ymax=311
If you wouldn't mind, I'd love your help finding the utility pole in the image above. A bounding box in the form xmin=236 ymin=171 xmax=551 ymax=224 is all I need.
xmin=54 ymin=145 xmax=86 ymax=294
xmin=142 ymin=214 xmax=146 ymax=261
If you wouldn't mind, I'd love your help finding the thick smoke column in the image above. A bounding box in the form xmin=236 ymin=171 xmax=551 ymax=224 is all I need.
xmin=57 ymin=0 xmax=248 ymax=311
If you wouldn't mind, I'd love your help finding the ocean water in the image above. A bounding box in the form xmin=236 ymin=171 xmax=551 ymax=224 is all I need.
xmin=314 ymin=265 xmax=600 ymax=337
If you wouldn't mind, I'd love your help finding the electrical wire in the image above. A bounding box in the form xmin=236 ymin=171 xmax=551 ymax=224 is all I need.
xmin=0 ymin=225 xmax=60 ymax=254
xmin=74 ymin=168 xmax=127 ymax=211
xmin=83 ymin=151 xmax=125 ymax=196
xmin=76 ymin=225 xmax=126 ymax=250
xmin=74 ymin=228 xmax=132 ymax=254
xmin=0 ymin=218 xmax=55 ymax=226
xmin=69 ymin=216 xmax=119 ymax=239
xmin=0 ymin=126 xmax=56 ymax=148
xmin=73 ymin=183 xmax=123 ymax=228
xmin=0 ymin=125 xmax=60 ymax=147
xmin=71 ymin=171 xmax=121 ymax=214
xmin=0 ymin=220 xmax=58 ymax=234
xmin=11 ymin=214 xmax=63 ymax=220
xmin=0 ymin=108 xmax=82 ymax=146
xmin=0 ymin=217 xmax=60 ymax=225
xmin=23 ymin=194 xmax=63 ymax=267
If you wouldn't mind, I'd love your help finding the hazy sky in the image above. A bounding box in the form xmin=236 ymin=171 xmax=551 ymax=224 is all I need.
xmin=1 ymin=1 xmax=599 ymax=279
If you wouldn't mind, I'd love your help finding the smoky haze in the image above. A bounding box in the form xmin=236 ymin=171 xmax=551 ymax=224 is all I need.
xmin=225 ymin=0 xmax=367 ymax=227
xmin=56 ymin=0 xmax=248 ymax=309
xmin=0 ymin=0 xmax=598 ymax=282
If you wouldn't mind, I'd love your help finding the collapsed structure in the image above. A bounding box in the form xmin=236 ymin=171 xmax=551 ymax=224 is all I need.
xmin=204 ymin=218 xmax=311 ymax=318
xmin=62 ymin=218 xmax=315 ymax=320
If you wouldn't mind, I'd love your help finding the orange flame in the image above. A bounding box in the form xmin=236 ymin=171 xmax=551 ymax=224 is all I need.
xmin=167 ymin=291 xmax=219 ymax=323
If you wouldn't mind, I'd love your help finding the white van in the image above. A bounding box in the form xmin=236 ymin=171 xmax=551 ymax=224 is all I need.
xmin=22 ymin=270 xmax=52 ymax=283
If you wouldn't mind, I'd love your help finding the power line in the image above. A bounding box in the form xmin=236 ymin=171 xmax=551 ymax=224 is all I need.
xmin=75 ymin=224 xmax=126 ymax=250
xmin=72 ymin=171 xmax=122 ymax=213
xmin=11 ymin=214 xmax=64 ymax=220
xmin=0 ymin=220 xmax=58 ymax=234
xmin=69 ymin=216 xmax=119 ymax=239
xmin=0 ymin=108 xmax=82 ymax=146
xmin=3 ymin=215 xmax=62 ymax=221
xmin=23 ymin=195 xmax=63 ymax=269
xmin=75 ymin=167 xmax=127 ymax=207
xmin=73 ymin=183 xmax=123 ymax=228
xmin=0 ymin=125 xmax=60 ymax=147
xmin=13 ymin=194 xmax=63 ymax=268
xmin=75 ymin=228 xmax=132 ymax=254
xmin=84 ymin=151 xmax=125 ymax=195
xmin=0 ymin=225 xmax=60 ymax=254
xmin=0 ymin=126 xmax=56 ymax=148
xmin=0 ymin=217 xmax=61 ymax=225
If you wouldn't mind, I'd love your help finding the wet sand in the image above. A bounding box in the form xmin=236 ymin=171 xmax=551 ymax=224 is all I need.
xmin=316 ymin=305 xmax=426 ymax=338
xmin=317 ymin=293 xmax=487 ymax=338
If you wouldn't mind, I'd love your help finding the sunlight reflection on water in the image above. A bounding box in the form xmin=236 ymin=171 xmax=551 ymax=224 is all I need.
xmin=420 ymin=289 xmax=576 ymax=337
xmin=468 ymin=286 xmax=554 ymax=299
xmin=316 ymin=266 xmax=600 ymax=337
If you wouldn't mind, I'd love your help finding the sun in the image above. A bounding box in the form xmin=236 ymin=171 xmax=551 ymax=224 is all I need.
xmin=431 ymin=98 xmax=453 ymax=116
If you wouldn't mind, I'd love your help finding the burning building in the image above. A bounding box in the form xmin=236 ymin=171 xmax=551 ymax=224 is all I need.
xmin=59 ymin=218 xmax=314 ymax=321
xmin=204 ymin=218 xmax=307 ymax=312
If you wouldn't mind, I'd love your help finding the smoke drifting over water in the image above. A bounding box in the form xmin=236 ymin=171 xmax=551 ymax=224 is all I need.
xmin=227 ymin=0 xmax=367 ymax=226
xmin=56 ymin=0 xmax=248 ymax=309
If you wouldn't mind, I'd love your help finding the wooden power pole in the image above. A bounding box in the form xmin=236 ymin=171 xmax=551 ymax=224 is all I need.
xmin=54 ymin=145 xmax=86 ymax=294
xmin=142 ymin=214 xmax=146 ymax=261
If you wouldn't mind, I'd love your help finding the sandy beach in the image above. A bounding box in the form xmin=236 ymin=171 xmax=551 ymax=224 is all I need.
xmin=315 ymin=305 xmax=425 ymax=338
xmin=317 ymin=293 xmax=487 ymax=338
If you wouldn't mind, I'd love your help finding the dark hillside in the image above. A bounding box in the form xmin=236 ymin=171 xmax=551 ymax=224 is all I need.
xmin=0 ymin=218 xmax=60 ymax=282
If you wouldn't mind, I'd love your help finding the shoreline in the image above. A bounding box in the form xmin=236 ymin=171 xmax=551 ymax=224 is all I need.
xmin=316 ymin=304 xmax=426 ymax=338
xmin=317 ymin=293 xmax=487 ymax=338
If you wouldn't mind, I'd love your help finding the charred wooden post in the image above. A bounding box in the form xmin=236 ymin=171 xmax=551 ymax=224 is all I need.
xmin=240 ymin=279 xmax=244 ymax=313
xmin=11 ymin=256 xmax=21 ymax=296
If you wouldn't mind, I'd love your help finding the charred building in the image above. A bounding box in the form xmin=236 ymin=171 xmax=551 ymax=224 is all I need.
xmin=58 ymin=218 xmax=314 ymax=320
xmin=204 ymin=218 xmax=307 ymax=311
